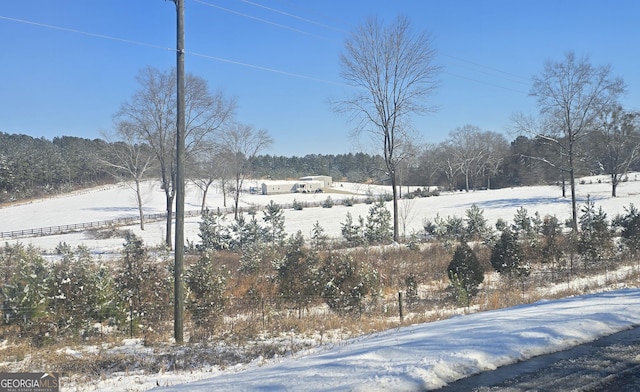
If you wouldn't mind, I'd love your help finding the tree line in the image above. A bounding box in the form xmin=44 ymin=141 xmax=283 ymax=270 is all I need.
xmin=2 ymin=125 xmax=639 ymax=206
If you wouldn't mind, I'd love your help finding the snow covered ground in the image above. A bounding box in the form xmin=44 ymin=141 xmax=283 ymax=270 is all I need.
xmin=148 ymin=289 xmax=640 ymax=391
xmin=1 ymin=175 xmax=640 ymax=391
xmin=1 ymin=174 xmax=639 ymax=254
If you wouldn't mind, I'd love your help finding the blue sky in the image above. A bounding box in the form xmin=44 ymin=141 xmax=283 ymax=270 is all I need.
xmin=1 ymin=1 xmax=638 ymax=156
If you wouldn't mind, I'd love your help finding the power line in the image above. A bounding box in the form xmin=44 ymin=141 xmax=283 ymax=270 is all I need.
xmin=237 ymin=0 xmax=348 ymax=34
xmin=1 ymin=11 xmax=532 ymax=94
xmin=0 ymin=15 xmax=174 ymax=53
xmin=0 ymin=13 xmax=344 ymax=86
xmin=191 ymin=0 xmax=321 ymax=38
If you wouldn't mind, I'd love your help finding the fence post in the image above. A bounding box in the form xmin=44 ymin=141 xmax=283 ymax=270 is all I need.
xmin=261 ymin=296 xmax=265 ymax=329
xmin=398 ymin=291 xmax=404 ymax=322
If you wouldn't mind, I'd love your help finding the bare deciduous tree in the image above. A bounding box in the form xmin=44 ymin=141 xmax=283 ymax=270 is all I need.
xmin=100 ymin=123 xmax=155 ymax=230
xmin=590 ymin=106 xmax=640 ymax=197
xmin=524 ymin=52 xmax=625 ymax=231
xmin=334 ymin=15 xmax=440 ymax=243
xmin=217 ymin=123 xmax=273 ymax=220
xmin=116 ymin=66 xmax=236 ymax=247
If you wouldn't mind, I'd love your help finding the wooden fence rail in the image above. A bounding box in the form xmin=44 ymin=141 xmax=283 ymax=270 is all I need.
xmin=0 ymin=209 xmax=205 ymax=239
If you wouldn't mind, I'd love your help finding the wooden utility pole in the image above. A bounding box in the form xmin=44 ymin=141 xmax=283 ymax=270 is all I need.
xmin=172 ymin=0 xmax=186 ymax=345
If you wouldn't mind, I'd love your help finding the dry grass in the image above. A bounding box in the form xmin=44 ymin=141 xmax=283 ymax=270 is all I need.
xmin=2 ymin=244 xmax=640 ymax=386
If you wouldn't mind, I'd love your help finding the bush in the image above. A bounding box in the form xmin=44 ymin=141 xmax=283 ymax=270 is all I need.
xmin=292 ymin=199 xmax=305 ymax=211
xmin=343 ymin=197 xmax=355 ymax=207
xmin=321 ymin=196 xmax=334 ymax=208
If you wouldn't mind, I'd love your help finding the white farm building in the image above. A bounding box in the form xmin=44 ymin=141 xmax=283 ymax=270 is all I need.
xmin=260 ymin=175 xmax=332 ymax=195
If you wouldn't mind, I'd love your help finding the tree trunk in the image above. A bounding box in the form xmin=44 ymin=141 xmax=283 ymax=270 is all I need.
xmin=391 ymin=171 xmax=399 ymax=243
xmin=569 ymin=168 xmax=578 ymax=232
xmin=611 ymin=173 xmax=618 ymax=197
xmin=135 ymin=179 xmax=145 ymax=231
xmin=201 ymin=184 xmax=210 ymax=213
xmin=165 ymin=190 xmax=175 ymax=249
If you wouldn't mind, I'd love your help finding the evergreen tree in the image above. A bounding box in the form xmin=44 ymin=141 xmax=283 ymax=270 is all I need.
xmin=364 ymin=201 xmax=393 ymax=244
xmin=464 ymin=204 xmax=492 ymax=242
xmin=311 ymin=221 xmax=329 ymax=250
xmin=617 ymin=204 xmax=640 ymax=257
xmin=0 ymin=243 xmax=50 ymax=341
xmin=274 ymin=231 xmax=321 ymax=315
xmin=198 ymin=208 xmax=232 ymax=251
xmin=49 ymin=243 xmax=106 ymax=336
xmin=447 ymin=242 xmax=484 ymax=306
xmin=185 ymin=251 xmax=228 ymax=339
xmin=578 ymin=197 xmax=614 ymax=271
xmin=262 ymin=200 xmax=286 ymax=246
xmin=341 ymin=212 xmax=366 ymax=246
xmin=117 ymin=232 xmax=171 ymax=336
xmin=490 ymin=228 xmax=530 ymax=281
xmin=540 ymin=215 xmax=564 ymax=267
xmin=321 ymin=253 xmax=379 ymax=315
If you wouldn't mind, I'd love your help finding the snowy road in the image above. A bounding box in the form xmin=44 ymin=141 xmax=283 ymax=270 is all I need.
xmin=439 ymin=326 xmax=640 ymax=391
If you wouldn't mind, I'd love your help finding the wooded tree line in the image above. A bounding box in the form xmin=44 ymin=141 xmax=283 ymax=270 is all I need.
xmin=1 ymin=117 xmax=639 ymax=205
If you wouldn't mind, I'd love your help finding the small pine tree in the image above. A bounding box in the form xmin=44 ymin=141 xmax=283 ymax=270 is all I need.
xmin=263 ymin=200 xmax=286 ymax=246
xmin=341 ymin=212 xmax=366 ymax=246
xmin=322 ymin=196 xmax=334 ymax=208
xmin=578 ymin=197 xmax=614 ymax=271
xmin=464 ymin=204 xmax=491 ymax=242
xmin=198 ymin=208 xmax=231 ymax=251
xmin=447 ymin=242 xmax=484 ymax=307
xmin=274 ymin=231 xmax=321 ymax=315
xmin=311 ymin=221 xmax=329 ymax=249
xmin=321 ymin=253 xmax=379 ymax=315
xmin=617 ymin=204 xmax=640 ymax=256
xmin=0 ymin=243 xmax=50 ymax=341
xmin=364 ymin=200 xmax=393 ymax=244
xmin=185 ymin=251 xmax=228 ymax=340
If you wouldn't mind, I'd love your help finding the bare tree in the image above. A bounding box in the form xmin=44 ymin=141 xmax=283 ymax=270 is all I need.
xmin=334 ymin=15 xmax=440 ymax=243
xmin=100 ymin=123 xmax=155 ymax=230
xmin=526 ymin=52 xmax=625 ymax=231
xmin=216 ymin=123 xmax=273 ymax=220
xmin=590 ymin=106 xmax=640 ymax=197
xmin=477 ymin=131 xmax=510 ymax=190
xmin=448 ymin=125 xmax=486 ymax=192
xmin=116 ymin=66 xmax=236 ymax=247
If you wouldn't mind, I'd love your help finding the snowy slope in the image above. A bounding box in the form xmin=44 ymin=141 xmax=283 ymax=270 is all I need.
xmin=148 ymin=289 xmax=640 ymax=391
xmin=2 ymin=175 xmax=639 ymax=253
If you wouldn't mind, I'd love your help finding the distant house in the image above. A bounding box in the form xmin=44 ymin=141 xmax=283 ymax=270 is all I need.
xmin=293 ymin=180 xmax=323 ymax=193
xmin=261 ymin=182 xmax=297 ymax=195
xmin=299 ymin=175 xmax=332 ymax=188
xmin=260 ymin=176 xmax=333 ymax=195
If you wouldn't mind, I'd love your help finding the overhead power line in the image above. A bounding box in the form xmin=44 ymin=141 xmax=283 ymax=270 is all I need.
xmin=0 ymin=15 xmax=174 ymax=53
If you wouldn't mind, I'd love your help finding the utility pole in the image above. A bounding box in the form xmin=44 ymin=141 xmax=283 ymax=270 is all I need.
xmin=172 ymin=0 xmax=185 ymax=345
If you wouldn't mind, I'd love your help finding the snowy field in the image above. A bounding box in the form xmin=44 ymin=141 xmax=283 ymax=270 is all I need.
xmin=1 ymin=176 xmax=640 ymax=391
xmin=1 ymin=174 xmax=640 ymax=254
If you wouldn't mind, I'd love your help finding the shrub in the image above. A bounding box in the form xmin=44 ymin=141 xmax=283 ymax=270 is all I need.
xmin=292 ymin=199 xmax=304 ymax=211
xmin=343 ymin=197 xmax=355 ymax=207
xmin=322 ymin=196 xmax=334 ymax=208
